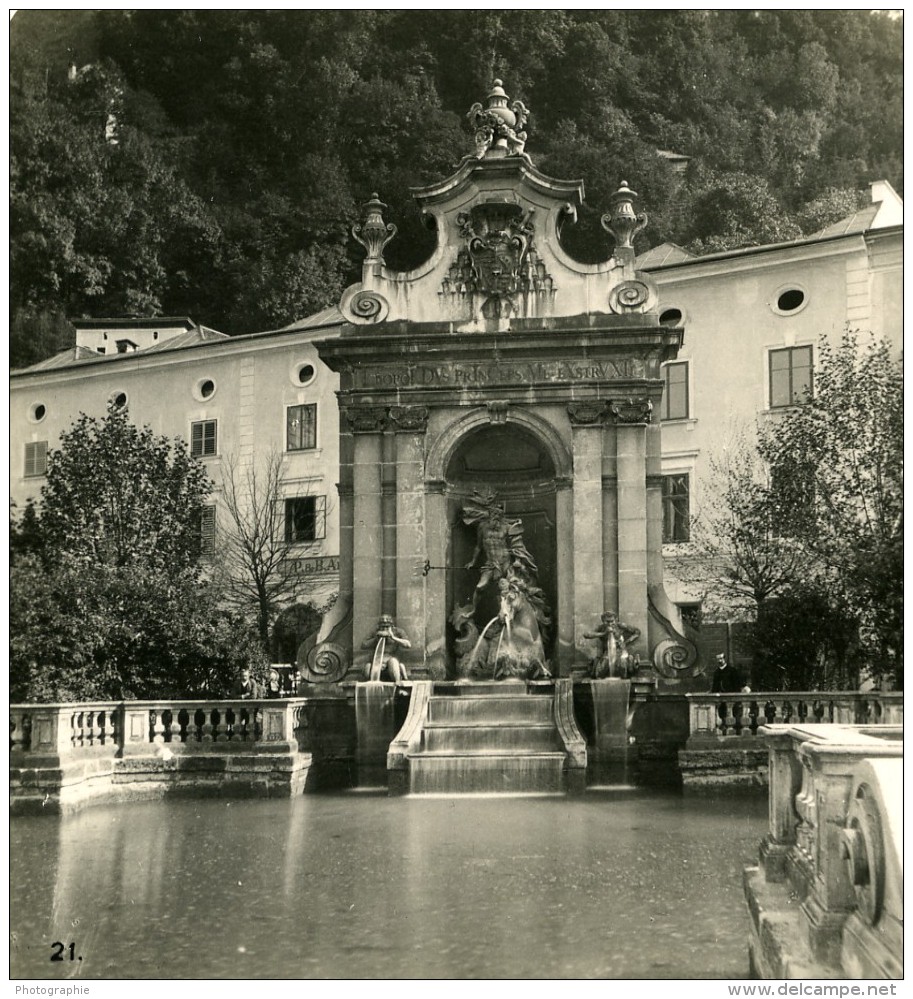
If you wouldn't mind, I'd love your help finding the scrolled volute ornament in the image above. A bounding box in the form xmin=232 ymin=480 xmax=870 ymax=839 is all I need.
xmin=652 ymin=638 xmax=698 ymax=677
xmin=341 ymin=285 xmax=390 ymax=324
xmin=608 ymin=279 xmax=655 ymax=314
xmin=300 ymin=641 xmax=348 ymax=684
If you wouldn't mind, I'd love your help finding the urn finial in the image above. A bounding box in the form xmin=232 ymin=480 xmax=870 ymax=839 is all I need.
xmin=601 ymin=180 xmax=648 ymax=251
xmin=353 ymin=192 xmax=397 ymax=264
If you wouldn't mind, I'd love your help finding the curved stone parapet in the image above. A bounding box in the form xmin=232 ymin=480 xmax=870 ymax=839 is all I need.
xmin=554 ymin=678 xmax=587 ymax=771
xmin=387 ymin=680 xmax=432 ymax=773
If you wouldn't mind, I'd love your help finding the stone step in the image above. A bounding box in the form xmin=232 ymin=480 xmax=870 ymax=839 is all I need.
xmin=427 ymin=695 xmax=553 ymax=725
xmin=407 ymin=752 xmax=566 ymax=795
xmin=422 ymin=723 xmax=559 ymax=753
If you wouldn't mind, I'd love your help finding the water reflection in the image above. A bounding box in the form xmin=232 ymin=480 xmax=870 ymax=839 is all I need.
xmin=11 ymin=790 xmax=767 ymax=979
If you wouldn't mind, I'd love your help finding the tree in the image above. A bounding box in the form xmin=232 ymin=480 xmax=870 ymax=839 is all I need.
xmin=9 ymin=404 xmax=266 ymax=701
xmin=760 ymin=330 xmax=903 ymax=687
xmin=675 ymin=425 xmax=863 ymax=691
xmin=219 ymin=451 xmax=331 ymax=651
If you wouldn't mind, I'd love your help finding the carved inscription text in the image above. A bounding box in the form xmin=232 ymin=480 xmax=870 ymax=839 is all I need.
xmin=356 ymin=357 xmax=650 ymax=390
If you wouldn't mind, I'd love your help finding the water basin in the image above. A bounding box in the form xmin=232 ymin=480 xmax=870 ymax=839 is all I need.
xmin=11 ymin=790 xmax=766 ymax=979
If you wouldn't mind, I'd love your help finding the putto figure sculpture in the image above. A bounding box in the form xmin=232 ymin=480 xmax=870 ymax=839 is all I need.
xmin=467 ymin=79 xmax=530 ymax=159
xmin=584 ymin=612 xmax=641 ymax=679
xmin=362 ymin=614 xmax=411 ymax=683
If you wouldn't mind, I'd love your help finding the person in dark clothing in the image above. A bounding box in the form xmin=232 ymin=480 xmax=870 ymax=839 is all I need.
xmin=230 ymin=667 xmax=263 ymax=699
xmin=710 ymin=653 xmax=741 ymax=693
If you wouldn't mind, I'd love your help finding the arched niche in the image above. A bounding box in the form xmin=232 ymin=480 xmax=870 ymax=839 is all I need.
xmin=442 ymin=420 xmax=559 ymax=667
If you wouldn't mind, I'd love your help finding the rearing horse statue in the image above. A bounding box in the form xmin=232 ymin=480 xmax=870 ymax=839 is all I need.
xmin=493 ymin=574 xmax=551 ymax=681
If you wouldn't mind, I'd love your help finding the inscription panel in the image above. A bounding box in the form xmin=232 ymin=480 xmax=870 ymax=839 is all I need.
xmin=355 ymin=357 xmax=653 ymax=390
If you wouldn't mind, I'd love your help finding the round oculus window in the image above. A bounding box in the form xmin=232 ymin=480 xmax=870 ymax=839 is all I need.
xmin=30 ymin=402 xmax=47 ymax=423
xmin=298 ymin=363 xmax=316 ymax=385
xmin=660 ymin=308 xmax=683 ymax=326
xmin=773 ymin=287 xmax=807 ymax=315
xmin=110 ymin=391 xmax=128 ymax=410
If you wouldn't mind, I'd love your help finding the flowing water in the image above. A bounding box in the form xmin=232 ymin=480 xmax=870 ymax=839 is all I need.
xmin=11 ymin=790 xmax=766 ymax=980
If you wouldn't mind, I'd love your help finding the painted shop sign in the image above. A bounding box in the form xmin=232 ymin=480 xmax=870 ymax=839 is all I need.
xmin=357 ymin=357 xmax=649 ymax=390
xmin=285 ymin=556 xmax=340 ymax=574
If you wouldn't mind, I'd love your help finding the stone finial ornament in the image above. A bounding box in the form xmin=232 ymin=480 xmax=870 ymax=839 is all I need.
xmin=601 ymin=180 xmax=648 ymax=250
xmin=352 ymin=193 xmax=397 ymax=263
xmin=467 ymin=79 xmax=530 ymax=159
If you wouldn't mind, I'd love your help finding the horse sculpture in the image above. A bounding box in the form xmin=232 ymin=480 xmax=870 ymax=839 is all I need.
xmin=492 ymin=574 xmax=551 ymax=681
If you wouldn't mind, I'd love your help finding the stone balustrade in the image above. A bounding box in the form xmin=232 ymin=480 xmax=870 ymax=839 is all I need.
xmin=10 ymin=699 xmax=308 ymax=760
xmin=687 ymin=691 xmax=903 ymax=740
xmin=747 ymin=724 xmax=903 ymax=978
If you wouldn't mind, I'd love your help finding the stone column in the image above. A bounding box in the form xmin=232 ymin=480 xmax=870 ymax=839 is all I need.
xmin=391 ymin=406 xmax=429 ymax=671
xmin=554 ymin=476 xmax=575 ymax=675
xmin=645 ymin=419 xmax=665 ymax=588
xmin=349 ymin=408 xmax=386 ymax=657
xmin=612 ymin=398 xmax=652 ymax=658
xmin=423 ymin=479 xmax=448 ymax=678
xmin=601 ymin=421 xmax=619 ymax=615
xmin=568 ymin=403 xmax=606 ymax=665
xmin=380 ymin=428 xmax=397 ymax=617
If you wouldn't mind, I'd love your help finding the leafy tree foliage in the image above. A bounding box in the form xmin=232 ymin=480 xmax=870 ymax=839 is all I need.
xmin=681 ymin=333 xmax=902 ymax=690
xmin=10 ymin=10 xmax=903 ymax=365
xmin=760 ymin=332 xmax=903 ymax=687
xmin=10 ymin=406 xmax=266 ymax=701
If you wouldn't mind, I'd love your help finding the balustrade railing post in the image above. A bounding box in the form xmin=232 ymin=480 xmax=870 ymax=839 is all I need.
xmin=122 ymin=704 xmax=152 ymax=754
xmin=798 ymin=742 xmax=859 ymax=967
xmin=758 ymin=726 xmax=802 ymax=881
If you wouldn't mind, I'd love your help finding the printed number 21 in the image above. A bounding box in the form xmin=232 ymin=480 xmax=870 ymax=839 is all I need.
xmin=50 ymin=942 xmax=78 ymax=962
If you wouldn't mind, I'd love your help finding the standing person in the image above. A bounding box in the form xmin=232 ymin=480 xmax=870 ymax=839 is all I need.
xmin=231 ymin=667 xmax=263 ymax=699
xmin=710 ymin=652 xmax=741 ymax=693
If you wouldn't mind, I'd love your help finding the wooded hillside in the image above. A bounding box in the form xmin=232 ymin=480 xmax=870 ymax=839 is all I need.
xmin=10 ymin=11 xmax=902 ymax=367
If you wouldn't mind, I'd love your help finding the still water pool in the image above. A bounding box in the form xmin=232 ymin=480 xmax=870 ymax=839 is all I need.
xmin=11 ymin=789 xmax=766 ymax=979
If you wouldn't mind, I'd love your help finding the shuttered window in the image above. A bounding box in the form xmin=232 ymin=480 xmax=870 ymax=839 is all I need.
xmin=198 ymin=505 xmax=216 ymax=558
xmin=190 ymin=420 xmax=217 ymax=457
xmin=24 ymin=441 xmax=48 ymax=477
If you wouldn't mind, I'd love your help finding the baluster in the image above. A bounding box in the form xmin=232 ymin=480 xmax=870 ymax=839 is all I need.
xmin=747 ymin=700 xmax=760 ymax=736
xmin=796 ymin=700 xmax=808 ymax=724
xmin=812 ymin=700 xmax=824 ymax=724
xmin=202 ymin=708 xmax=215 ymax=742
xmin=764 ymin=700 xmax=777 ymax=725
xmin=214 ymin=708 xmax=230 ymax=742
xmin=717 ymin=701 xmax=729 ymax=736
xmin=151 ymin=709 xmax=166 ymax=745
xmin=192 ymin=708 xmax=205 ymax=742
xmin=10 ymin=712 xmax=26 ymax=752
xmin=732 ymin=700 xmax=744 ymax=736
xmin=253 ymin=706 xmax=263 ymax=742
xmin=170 ymin=709 xmax=183 ymax=744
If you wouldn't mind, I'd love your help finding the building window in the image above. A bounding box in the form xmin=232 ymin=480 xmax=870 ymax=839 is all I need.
xmin=662 ymin=474 xmax=690 ymax=543
xmin=196 ymin=505 xmax=216 ymax=558
xmin=661 ymin=361 xmax=689 ymax=421
xmin=190 ymin=420 xmax=218 ymax=457
xmin=24 ymin=441 xmax=48 ymax=478
xmin=769 ymin=346 xmax=813 ymax=409
xmin=287 ymin=404 xmax=317 ymax=452
xmin=285 ymin=496 xmax=326 ymax=544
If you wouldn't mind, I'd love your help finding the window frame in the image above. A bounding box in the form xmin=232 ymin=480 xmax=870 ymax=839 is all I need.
xmin=284 ymin=495 xmax=327 ymax=545
xmin=24 ymin=440 xmax=48 ymax=478
xmin=661 ymin=472 xmax=690 ymax=544
xmin=190 ymin=419 xmax=218 ymax=458
xmin=768 ymin=345 xmax=814 ymax=410
xmin=286 ymin=403 xmax=318 ymax=453
xmin=660 ymin=360 xmax=690 ymax=422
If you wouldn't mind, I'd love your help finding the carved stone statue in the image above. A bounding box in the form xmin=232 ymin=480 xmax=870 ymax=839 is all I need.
xmin=458 ymin=489 xmax=552 ymax=680
xmin=463 ymin=488 xmax=537 ymax=609
xmin=584 ymin=612 xmax=640 ymax=679
xmin=362 ymin=614 xmax=411 ymax=682
xmin=466 ymin=79 xmax=529 ymax=159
